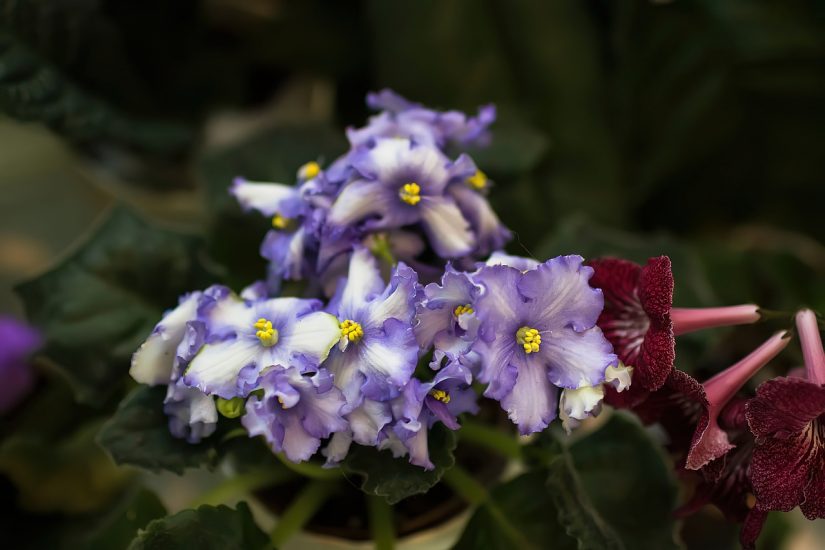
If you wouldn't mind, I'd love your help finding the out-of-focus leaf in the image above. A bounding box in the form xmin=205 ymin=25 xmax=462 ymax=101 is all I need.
xmin=197 ymin=123 xmax=346 ymax=286
xmin=97 ymin=386 xmax=221 ymax=475
xmin=0 ymin=421 xmax=131 ymax=514
xmin=464 ymin=107 xmax=550 ymax=175
xmin=81 ymin=488 xmax=167 ymax=550
xmin=341 ymin=424 xmax=457 ymax=504
xmin=15 ymin=206 xmax=212 ymax=403
xmin=127 ymin=502 xmax=268 ymax=550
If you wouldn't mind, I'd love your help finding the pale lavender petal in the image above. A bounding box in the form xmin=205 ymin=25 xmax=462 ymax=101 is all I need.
xmin=501 ymin=353 xmax=560 ymax=435
xmin=541 ymin=326 xmax=616 ymax=389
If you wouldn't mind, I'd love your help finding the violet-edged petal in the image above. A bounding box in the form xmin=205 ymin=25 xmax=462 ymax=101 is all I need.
xmin=231 ymin=178 xmax=302 ymax=217
xmin=358 ymin=319 xmax=419 ymax=400
xmin=183 ymin=338 xmax=262 ymax=398
xmin=328 ymin=247 xmax=385 ymax=318
xmin=449 ymin=184 xmax=512 ymax=255
xmin=501 ymin=353 xmax=560 ymax=435
xmin=131 ymin=292 xmax=200 ymax=386
xmin=327 ymin=178 xmax=413 ymax=230
xmin=261 ymin=227 xmax=306 ymax=281
xmin=540 ymin=326 xmax=617 ymax=389
xmin=164 ymin=381 xmax=218 ymax=444
xmin=419 ymin=196 xmax=475 ymax=258
xmin=351 ymin=138 xmax=452 ymax=195
xmin=277 ymin=310 xmax=341 ymax=366
xmin=363 ymin=262 xmax=419 ymax=328
xmin=484 ymin=251 xmax=540 ymax=272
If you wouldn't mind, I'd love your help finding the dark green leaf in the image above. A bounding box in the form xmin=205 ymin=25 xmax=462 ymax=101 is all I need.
xmin=341 ymin=424 xmax=457 ymax=504
xmin=98 ymin=386 xmax=219 ymax=475
xmin=452 ymin=471 xmax=576 ymax=550
xmin=545 ymin=437 xmax=624 ymax=550
xmin=568 ymin=414 xmax=680 ymax=550
xmin=463 ymin=107 xmax=550 ymax=175
xmin=81 ymin=488 xmax=167 ymax=550
xmin=15 ymin=206 xmax=211 ymax=403
xmin=127 ymin=502 xmax=269 ymax=550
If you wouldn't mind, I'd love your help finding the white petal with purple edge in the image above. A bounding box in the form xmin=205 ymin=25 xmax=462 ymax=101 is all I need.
xmin=280 ymin=311 xmax=340 ymax=364
xmin=501 ymin=353 xmax=559 ymax=435
xmin=542 ymin=326 xmax=616 ymax=389
xmin=184 ymin=338 xmax=261 ymax=398
xmin=419 ymin=196 xmax=475 ymax=258
xmin=231 ymin=179 xmax=296 ymax=216
xmin=131 ymin=293 xmax=199 ymax=385
xmin=337 ymin=248 xmax=384 ymax=314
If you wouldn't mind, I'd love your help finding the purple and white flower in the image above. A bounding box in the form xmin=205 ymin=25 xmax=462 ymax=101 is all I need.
xmin=183 ymin=296 xmax=340 ymax=399
xmin=242 ymin=366 xmax=347 ymax=462
xmin=324 ymin=248 xmax=420 ymax=404
xmin=471 ymin=255 xmax=617 ymax=434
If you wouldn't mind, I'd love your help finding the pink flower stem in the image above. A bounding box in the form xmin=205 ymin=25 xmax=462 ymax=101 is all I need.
xmin=703 ymin=331 xmax=791 ymax=408
xmin=671 ymin=305 xmax=761 ymax=337
xmin=796 ymin=309 xmax=825 ymax=385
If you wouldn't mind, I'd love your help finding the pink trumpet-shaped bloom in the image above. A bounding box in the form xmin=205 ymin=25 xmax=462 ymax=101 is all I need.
xmin=671 ymin=305 xmax=761 ymax=337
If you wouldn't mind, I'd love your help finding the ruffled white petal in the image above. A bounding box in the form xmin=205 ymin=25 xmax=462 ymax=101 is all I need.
xmin=183 ymin=338 xmax=261 ymax=398
xmin=419 ymin=196 xmax=475 ymax=258
xmin=281 ymin=311 xmax=341 ymax=364
xmin=559 ymin=385 xmax=604 ymax=433
xmin=231 ymin=179 xmax=296 ymax=216
xmin=131 ymin=293 xmax=199 ymax=385
xmin=604 ymin=362 xmax=634 ymax=392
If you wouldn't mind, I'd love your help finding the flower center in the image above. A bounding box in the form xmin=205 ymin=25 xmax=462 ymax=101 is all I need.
xmin=399 ymin=182 xmax=421 ymax=205
xmin=277 ymin=395 xmax=289 ymax=409
xmin=429 ymin=389 xmax=451 ymax=403
xmin=271 ymin=213 xmax=289 ymax=230
xmin=466 ymin=169 xmax=487 ymax=190
xmin=299 ymin=161 xmax=321 ymax=180
xmin=340 ymin=319 xmax=364 ymax=343
xmin=454 ymin=304 xmax=474 ymax=317
xmin=516 ymin=326 xmax=541 ymax=354
xmin=254 ymin=318 xmax=279 ymax=347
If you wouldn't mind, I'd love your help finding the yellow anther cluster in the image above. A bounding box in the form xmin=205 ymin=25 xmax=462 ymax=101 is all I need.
xmin=254 ymin=318 xmax=279 ymax=347
xmin=429 ymin=389 xmax=451 ymax=404
xmin=340 ymin=319 xmax=364 ymax=343
xmin=516 ymin=326 xmax=541 ymax=354
xmin=454 ymin=304 xmax=474 ymax=317
xmin=277 ymin=395 xmax=288 ymax=409
xmin=466 ymin=169 xmax=487 ymax=190
xmin=271 ymin=213 xmax=289 ymax=230
xmin=399 ymin=182 xmax=421 ymax=205
xmin=299 ymin=161 xmax=321 ymax=180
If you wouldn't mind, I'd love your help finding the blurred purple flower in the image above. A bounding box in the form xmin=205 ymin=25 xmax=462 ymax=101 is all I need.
xmin=0 ymin=316 xmax=41 ymax=414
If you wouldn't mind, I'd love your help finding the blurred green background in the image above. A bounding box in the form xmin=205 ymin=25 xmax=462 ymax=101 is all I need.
xmin=0 ymin=1 xmax=824 ymax=547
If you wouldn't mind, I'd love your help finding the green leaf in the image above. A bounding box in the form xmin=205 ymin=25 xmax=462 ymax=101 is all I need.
xmin=545 ymin=437 xmax=624 ymax=550
xmin=81 ymin=488 xmax=167 ymax=550
xmin=451 ymin=471 xmax=575 ymax=550
xmin=461 ymin=107 xmax=550 ymax=176
xmin=97 ymin=386 xmax=220 ymax=475
xmin=567 ymin=414 xmax=680 ymax=550
xmin=341 ymin=424 xmax=457 ymax=504
xmin=15 ymin=206 xmax=211 ymax=403
xmin=127 ymin=502 xmax=269 ymax=550
xmin=197 ymin=123 xmax=346 ymax=287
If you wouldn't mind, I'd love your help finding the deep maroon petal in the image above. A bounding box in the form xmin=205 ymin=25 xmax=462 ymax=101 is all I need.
xmin=801 ymin=446 xmax=825 ymax=519
xmin=636 ymin=321 xmax=676 ymax=391
xmin=638 ymin=256 xmax=674 ymax=321
xmin=746 ymin=377 xmax=825 ymax=439
xmin=750 ymin=432 xmax=813 ymax=512
xmin=739 ymin=508 xmax=768 ymax=550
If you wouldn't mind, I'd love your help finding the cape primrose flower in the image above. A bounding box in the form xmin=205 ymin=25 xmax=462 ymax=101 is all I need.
xmin=327 ymin=137 xmax=477 ymax=259
xmin=471 ymin=256 xmax=617 ymax=434
xmin=183 ymin=296 xmax=340 ymax=399
xmin=324 ymin=247 xmax=420 ymax=404
xmin=747 ymin=310 xmax=825 ymax=520
xmin=242 ymin=365 xmax=347 ymax=462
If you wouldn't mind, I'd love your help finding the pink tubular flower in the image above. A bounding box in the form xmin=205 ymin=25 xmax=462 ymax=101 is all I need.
xmin=588 ymin=256 xmax=762 ymax=394
xmin=635 ymin=331 xmax=790 ymax=471
xmin=746 ymin=309 xmax=825 ymax=520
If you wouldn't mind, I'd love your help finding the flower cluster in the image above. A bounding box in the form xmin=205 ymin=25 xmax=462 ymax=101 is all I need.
xmin=588 ymin=256 xmax=825 ymax=548
xmin=130 ymin=91 xmax=620 ymax=469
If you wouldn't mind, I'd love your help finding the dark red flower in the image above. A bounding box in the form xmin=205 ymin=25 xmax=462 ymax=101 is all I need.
xmin=635 ymin=332 xmax=789 ymax=470
xmin=588 ymin=256 xmax=761 ymax=398
xmin=746 ymin=310 xmax=825 ymax=520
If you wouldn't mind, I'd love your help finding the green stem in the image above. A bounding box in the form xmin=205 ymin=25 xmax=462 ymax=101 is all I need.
xmin=270 ymin=480 xmax=339 ymax=546
xmin=219 ymin=427 xmax=249 ymax=444
xmin=273 ymin=452 xmax=342 ymax=480
xmin=459 ymin=420 xmax=522 ymax=461
xmin=190 ymin=469 xmax=294 ymax=507
xmin=367 ymin=495 xmax=395 ymax=550
xmin=443 ymin=466 xmax=537 ymax=550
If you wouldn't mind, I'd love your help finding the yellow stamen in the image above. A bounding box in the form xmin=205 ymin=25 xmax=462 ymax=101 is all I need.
xmin=299 ymin=161 xmax=321 ymax=180
xmin=340 ymin=319 xmax=364 ymax=343
xmin=399 ymin=182 xmax=421 ymax=206
xmin=466 ymin=169 xmax=488 ymax=190
xmin=254 ymin=317 xmax=279 ymax=347
xmin=429 ymin=389 xmax=451 ymax=404
xmin=516 ymin=326 xmax=541 ymax=354
xmin=454 ymin=304 xmax=474 ymax=317
xmin=271 ymin=213 xmax=289 ymax=230
xmin=277 ymin=395 xmax=288 ymax=409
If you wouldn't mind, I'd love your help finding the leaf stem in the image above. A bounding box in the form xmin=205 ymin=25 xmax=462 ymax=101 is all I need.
xmin=443 ymin=466 xmax=537 ymax=550
xmin=367 ymin=495 xmax=396 ymax=550
xmin=458 ymin=419 xmax=523 ymax=460
xmin=270 ymin=479 xmax=339 ymax=546
xmin=190 ymin=468 xmax=293 ymax=507
xmin=273 ymin=452 xmax=342 ymax=480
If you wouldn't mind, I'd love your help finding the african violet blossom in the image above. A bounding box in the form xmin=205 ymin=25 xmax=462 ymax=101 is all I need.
xmin=348 ymin=89 xmax=496 ymax=150
xmin=184 ymin=295 xmax=340 ymax=399
xmin=0 ymin=316 xmax=41 ymax=414
xmin=242 ymin=365 xmax=347 ymax=462
xmin=471 ymin=255 xmax=617 ymax=434
xmin=588 ymin=256 xmax=761 ymax=396
xmin=390 ymin=360 xmax=478 ymax=469
xmin=324 ymin=247 xmax=420 ymax=404
xmin=747 ymin=310 xmax=825 ymax=520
